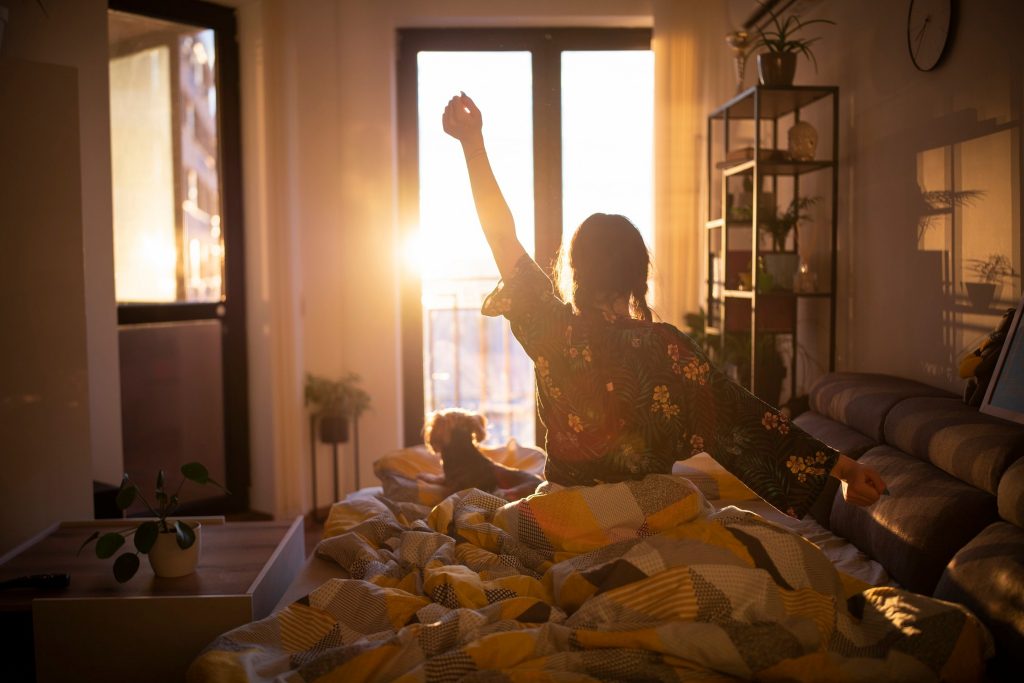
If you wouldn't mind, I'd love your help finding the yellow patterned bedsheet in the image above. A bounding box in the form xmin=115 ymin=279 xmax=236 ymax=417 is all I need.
xmin=189 ymin=472 xmax=991 ymax=682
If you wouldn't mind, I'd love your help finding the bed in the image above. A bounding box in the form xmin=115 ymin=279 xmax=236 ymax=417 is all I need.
xmin=187 ymin=442 xmax=992 ymax=682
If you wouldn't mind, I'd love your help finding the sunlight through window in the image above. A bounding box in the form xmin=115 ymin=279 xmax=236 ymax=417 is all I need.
xmin=561 ymin=51 xmax=654 ymax=251
xmin=413 ymin=47 xmax=654 ymax=448
xmin=417 ymin=52 xmax=536 ymax=446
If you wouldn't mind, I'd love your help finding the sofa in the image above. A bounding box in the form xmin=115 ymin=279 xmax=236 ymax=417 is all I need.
xmin=794 ymin=372 xmax=1024 ymax=677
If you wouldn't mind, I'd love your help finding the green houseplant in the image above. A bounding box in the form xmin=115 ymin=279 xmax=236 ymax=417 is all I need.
xmin=764 ymin=195 xmax=819 ymax=252
xmin=78 ymin=463 xmax=228 ymax=582
xmin=965 ymin=254 xmax=1018 ymax=309
xmin=751 ymin=1 xmax=835 ymax=86
xmin=761 ymin=196 xmax=819 ymax=292
xmin=304 ymin=372 xmax=372 ymax=444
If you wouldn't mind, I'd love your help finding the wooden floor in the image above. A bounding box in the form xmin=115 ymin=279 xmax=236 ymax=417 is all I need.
xmin=225 ymin=510 xmax=325 ymax=559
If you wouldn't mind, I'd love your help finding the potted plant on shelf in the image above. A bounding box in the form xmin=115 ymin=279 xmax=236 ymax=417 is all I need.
xmin=304 ymin=372 xmax=371 ymax=445
xmin=77 ymin=462 xmax=228 ymax=582
xmin=761 ymin=195 xmax=819 ymax=292
xmin=751 ymin=1 xmax=834 ymax=86
xmin=965 ymin=254 xmax=1018 ymax=310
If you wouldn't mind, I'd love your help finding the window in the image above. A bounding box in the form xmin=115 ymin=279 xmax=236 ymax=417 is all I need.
xmin=109 ymin=14 xmax=224 ymax=303
xmin=398 ymin=29 xmax=653 ymax=447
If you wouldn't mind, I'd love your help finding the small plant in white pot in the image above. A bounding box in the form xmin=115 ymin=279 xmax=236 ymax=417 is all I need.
xmin=751 ymin=1 xmax=834 ymax=86
xmin=78 ymin=463 xmax=228 ymax=582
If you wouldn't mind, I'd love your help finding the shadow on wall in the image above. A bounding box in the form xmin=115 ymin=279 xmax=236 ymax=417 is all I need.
xmin=907 ymin=100 xmax=1021 ymax=384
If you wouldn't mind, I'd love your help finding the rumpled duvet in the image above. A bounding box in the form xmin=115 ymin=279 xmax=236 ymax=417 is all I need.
xmin=189 ymin=474 xmax=991 ymax=682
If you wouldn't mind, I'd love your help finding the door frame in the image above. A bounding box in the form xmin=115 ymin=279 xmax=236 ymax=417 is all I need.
xmin=396 ymin=28 xmax=651 ymax=447
xmin=109 ymin=0 xmax=249 ymax=512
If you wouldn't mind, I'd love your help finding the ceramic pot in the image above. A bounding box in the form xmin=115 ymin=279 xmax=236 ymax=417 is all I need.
xmin=318 ymin=415 xmax=350 ymax=444
xmin=148 ymin=522 xmax=201 ymax=578
xmin=757 ymin=52 xmax=797 ymax=86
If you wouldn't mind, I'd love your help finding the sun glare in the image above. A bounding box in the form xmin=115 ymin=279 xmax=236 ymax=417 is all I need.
xmin=417 ymin=51 xmax=535 ymax=283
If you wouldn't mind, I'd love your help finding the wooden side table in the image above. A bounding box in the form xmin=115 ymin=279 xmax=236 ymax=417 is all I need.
xmin=0 ymin=517 xmax=304 ymax=683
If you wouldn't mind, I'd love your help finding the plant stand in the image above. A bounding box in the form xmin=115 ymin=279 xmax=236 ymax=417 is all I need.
xmin=309 ymin=415 xmax=360 ymax=523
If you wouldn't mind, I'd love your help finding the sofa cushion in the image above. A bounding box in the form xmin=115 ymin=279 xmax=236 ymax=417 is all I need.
xmin=883 ymin=396 xmax=1024 ymax=495
xmin=934 ymin=521 xmax=1024 ymax=672
xmin=830 ymin=446 xmax=999 ymax=594
xmin=808 ymin=372 xmax=954 ymax=442
xmin=998 ymin=458 xmax=1024 ymax=527
xmin=793 ymin=411 xmax=878 ymax=528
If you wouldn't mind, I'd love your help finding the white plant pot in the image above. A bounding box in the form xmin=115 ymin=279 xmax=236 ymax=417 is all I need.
xmin=762 ymin=253 xmax=801 ymax=292
xmin=147 ymin=522 xmax=201 ymax=578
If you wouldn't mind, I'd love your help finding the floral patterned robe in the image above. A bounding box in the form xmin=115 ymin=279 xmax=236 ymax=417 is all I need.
xmin=481 ymin=254 xmax=838 ymax=518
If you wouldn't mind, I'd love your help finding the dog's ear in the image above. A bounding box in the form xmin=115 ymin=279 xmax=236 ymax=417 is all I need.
xmin=424 ymin=410 xmax=447 ymax=454
xmin=471 ymin=413 xmax=487 ymax=443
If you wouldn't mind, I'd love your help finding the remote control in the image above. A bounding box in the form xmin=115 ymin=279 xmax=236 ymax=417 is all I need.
xmin=0 ymin=573 xmax=71 ymax=590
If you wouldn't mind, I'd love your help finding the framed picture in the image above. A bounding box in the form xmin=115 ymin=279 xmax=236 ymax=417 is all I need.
xmin=981 ymin=292 xmax=1024 ymax=424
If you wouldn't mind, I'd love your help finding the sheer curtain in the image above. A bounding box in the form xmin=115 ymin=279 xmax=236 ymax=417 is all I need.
xmin=653 ymin=0 xmax=734 ymax=330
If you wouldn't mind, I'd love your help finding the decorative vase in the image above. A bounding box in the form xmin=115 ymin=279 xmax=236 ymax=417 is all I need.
xmin=965 ymin=282 xmax=997 ymax=310
xmin=757 ymin=52 xmax=797 ymax=86
xmin=788 ymin=121 xmax=818 ymax=160
xmin=148 ymin=522 xmax=201 ymax=578
xmin=318 ymin=414 xmax=350 ymax=444
xmin=725 ymin=30 xmax=751 ymax=93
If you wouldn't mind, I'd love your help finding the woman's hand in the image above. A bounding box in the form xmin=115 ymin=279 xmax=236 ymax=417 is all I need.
xmin=831 ymin=453 xmax=887 ymax=506
xmin=442 ymin=92 xmax=483 ymax=147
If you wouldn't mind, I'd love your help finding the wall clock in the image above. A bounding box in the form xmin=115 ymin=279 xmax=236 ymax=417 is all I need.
xmin=907 ymin=0 xmax=954 ymax=71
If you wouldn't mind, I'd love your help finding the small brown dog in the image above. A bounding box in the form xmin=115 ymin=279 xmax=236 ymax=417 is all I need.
xmin=420 ymin=408 xmax=543 ymax=499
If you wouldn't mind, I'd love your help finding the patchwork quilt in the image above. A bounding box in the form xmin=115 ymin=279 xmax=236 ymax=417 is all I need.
xmin=189 ymin=473 xmax=991 ymax=682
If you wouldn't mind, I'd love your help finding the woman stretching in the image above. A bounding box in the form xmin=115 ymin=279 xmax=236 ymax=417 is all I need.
xmin=442 ymin=92 xmax=885 ymax=518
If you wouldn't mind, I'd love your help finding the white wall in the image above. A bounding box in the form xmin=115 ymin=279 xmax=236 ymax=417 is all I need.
xmin=0 ymin=57 xmax=94 ymax=554
xmin=806 ymin=0 xmax=1024 ymax=392
xmin=2 ymin=0 xmax=123 ymax=487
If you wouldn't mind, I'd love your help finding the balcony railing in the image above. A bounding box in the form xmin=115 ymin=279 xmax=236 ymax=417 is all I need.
xmin=423 ymin=276 xmax=535 ymax=446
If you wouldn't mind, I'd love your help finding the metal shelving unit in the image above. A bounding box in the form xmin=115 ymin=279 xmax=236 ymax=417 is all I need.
xmin=704 ymin=85 xmax=839 ymax=406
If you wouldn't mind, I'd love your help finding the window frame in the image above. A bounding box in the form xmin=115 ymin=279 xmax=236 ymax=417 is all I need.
xmin=397 ymin=28 xmax=652 ymax=446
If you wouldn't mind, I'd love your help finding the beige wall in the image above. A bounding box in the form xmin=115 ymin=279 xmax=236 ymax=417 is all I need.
xmin=807 ymin=0 xmax=1023 ymax=392
xmin=2 ymin=0 xmax=123 ymax=486
xmin=0 ymin=57 xmax=93 ymax=553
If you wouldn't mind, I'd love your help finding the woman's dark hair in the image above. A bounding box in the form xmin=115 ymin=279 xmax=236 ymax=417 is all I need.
xmin=555 ymin=213 xmax=652 ymax=322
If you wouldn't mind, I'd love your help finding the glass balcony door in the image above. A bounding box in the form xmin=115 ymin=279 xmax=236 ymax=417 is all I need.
xmin=108 ymin=0 xmax=247 ymax=512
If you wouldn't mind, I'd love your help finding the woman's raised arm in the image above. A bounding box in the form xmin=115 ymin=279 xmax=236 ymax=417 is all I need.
xmin=442 ymin=92 xmax=527 ymax=280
